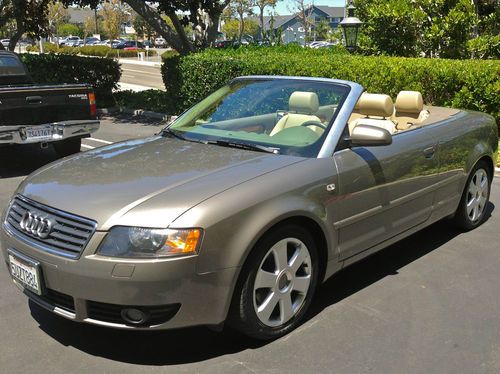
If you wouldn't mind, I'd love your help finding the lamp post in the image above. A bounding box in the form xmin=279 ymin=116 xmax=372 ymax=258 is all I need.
xmin=339 ymin=3 xmax=363 ymax=52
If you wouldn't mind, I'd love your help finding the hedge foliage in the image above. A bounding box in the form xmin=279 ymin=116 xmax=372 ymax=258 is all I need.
xmin=161 ymin=46 xmax=500 ymax=123
xmin=20 ymin=53 xmax=121 ymax=107
xmin=27 ymin=43 xmax=157 ymax=58
xmin=114 ymin=89 xmax=171 ymax=113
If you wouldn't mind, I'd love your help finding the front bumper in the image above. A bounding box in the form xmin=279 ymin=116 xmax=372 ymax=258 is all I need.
xmin=0 ymin=120 xmax=99 ymax=145
xmin=0 ymin=226 xmax=239 ymax=330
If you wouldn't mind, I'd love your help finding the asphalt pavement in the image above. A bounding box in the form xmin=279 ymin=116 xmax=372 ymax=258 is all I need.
xmin=0 ymin=115 xmax=499 ymax=373
xmin=118 ymin=60 xmax=164 ymax=91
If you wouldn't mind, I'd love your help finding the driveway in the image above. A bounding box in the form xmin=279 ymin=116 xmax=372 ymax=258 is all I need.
xmin=0 ymin=115 xmax=499 ymax=373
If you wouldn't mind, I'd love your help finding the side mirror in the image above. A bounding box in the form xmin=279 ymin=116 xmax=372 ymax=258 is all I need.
xmin=349 ymin=125 xmax=392 ymax=147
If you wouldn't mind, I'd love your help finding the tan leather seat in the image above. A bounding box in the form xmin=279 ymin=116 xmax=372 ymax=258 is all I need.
xmin=270 ymin=91 xmax=323 ymax=136
xmin=349 ymin=93 xmax=397 ymax=135
xmin=392 ymin=91 xmax=430 ymax=130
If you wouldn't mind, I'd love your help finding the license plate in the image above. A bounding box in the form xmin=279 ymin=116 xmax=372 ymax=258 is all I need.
xmin=25 ymin=125 xmax=52 ymax=142
xmin=8 ymin=251 xmax=43 ymax=295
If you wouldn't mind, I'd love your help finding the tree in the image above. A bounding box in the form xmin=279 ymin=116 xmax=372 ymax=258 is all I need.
xmin=255 ymin=0 xmax=278 ymax=40
xmin=289 ymin=0 xmax=314 ymax=42
xmin=222 ymin=17 xmax=259 ymax=40
xmin=314 ymin=19 xmax=331 ymax=41
xmin=226 ymin=0 xmax=254 ymax=42
xmin=57 ymin=22 xmax=81 ymax=37
xmin=99 ymin=0 xmax=130 ymax=41
xmin=83 ymin=16 xmax=95 ymax=41
xmin=64 ymin=0 xmax=231 ymax=54
xmin=133 ymin=15 xmax=155 ymax=41
xmin=47 ymin=1 xmax=70 ymax=36
xmin=354 ymin=0 xmax=498 ymax=59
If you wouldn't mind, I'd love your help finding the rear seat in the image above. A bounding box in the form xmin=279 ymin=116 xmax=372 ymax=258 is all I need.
xmin=348 ymin=93 xmax=397 ymax=135
xmin=392 ymin=91 xmax=430 ymax=130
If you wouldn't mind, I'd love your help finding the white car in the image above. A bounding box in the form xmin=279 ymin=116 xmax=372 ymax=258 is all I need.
xmin=1 ymin=39 xmax=9 ymax=48
xmin=154 ymin=37 xmax=166 ymax=47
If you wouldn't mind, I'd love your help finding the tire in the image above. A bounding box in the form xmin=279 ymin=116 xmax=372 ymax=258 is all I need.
xmin=228 ymin=224 xmax=319 ymax=340
xmin=53 ymin=138 xmax=81 ymax=157
xmin=453 ymin=160 xmax=492 ymax=230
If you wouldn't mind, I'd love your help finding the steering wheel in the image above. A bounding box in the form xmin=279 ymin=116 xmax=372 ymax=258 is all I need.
xmin=300 ymin=121 xmax=327 ymax=130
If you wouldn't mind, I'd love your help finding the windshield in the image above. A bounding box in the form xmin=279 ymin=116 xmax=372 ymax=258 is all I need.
xmin=166 ymin=78 xmax=350 ymax=157
xmin=0 ymin=55 xmax=26 ymax=76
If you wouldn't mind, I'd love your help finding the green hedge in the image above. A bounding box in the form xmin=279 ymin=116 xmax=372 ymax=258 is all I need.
xmin=113 ymin=89 xmax=173 ymax=113
xmin=161 ymin=46 xmax=500 ymax=123
xmin=27 ymin=43 xmax=157 ymax=58
xmin=20 ymin=53 xmax=121 ymax=107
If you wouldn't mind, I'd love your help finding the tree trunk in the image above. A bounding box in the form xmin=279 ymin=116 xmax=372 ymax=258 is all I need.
xmin=8 ymin=24 xmax=24 ymax=52
xmin=259 ymin=7 xmax=265 ymax=40
xmin=238 ymin=13 xmax=244 ymax=42
xmin=122 ymin=0 xmax=191 ymax=55
xmin=167 ymin=12 xmax=194 ymax=53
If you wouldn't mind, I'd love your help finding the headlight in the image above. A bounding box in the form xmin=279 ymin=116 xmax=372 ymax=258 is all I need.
xmin=98 ymin=226 xmax=203 ymax=258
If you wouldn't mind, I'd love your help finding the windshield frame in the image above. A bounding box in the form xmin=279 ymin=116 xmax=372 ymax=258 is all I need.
xmin=164 ymin=76 xmax=362 ymax=158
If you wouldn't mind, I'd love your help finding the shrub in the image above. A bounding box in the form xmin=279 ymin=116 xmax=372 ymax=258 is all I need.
xmin=161 ymin=46 xmax=500 ymax=123
xmin=113 ymin=89 xmax=174 ymax=113
xmin=27 ymin=43 xmax=157 ymax=58
xmin=19 ymin=53 xmax=121 ymax=107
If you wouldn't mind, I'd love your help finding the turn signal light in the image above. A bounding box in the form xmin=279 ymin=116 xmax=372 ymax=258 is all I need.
xmin=88 ymin=92 xmax=97 ymax=118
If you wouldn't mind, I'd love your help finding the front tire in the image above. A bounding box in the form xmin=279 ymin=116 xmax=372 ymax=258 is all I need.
xmin=453 ymin=161 xmax=492 ymax=230
xmin=53 ymin=138 xmax=81 ymax=157
xmin=228 ymin=224 xmax=319 ymax=340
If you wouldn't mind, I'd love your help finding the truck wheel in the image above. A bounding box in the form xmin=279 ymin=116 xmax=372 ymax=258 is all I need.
xmin=453 ymin=160 xmax=492 ymax=230
xmin=228 ymin=224 xmax=319 ymax=340
xmin=53 ymin=138 xmax=81 ymax=157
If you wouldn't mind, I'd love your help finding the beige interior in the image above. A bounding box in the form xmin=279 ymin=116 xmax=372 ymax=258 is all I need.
xmin=270 ymin=92 xmax=324 ymax=136
xmin=348 ymin=93 xmax=397 ymax=135
xmin=391 ymin=91 xmax=430 ymax=130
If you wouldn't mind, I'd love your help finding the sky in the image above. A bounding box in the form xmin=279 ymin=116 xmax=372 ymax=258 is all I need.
xmin=272 ymin=0 xmax=346 ymax=15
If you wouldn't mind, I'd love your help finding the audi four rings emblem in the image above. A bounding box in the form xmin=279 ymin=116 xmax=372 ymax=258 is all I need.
xmin=19 ymin=211 xmax=54 ymax=239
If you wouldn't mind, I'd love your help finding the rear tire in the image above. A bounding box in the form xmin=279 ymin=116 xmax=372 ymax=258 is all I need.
xmin=228 ymin=224 xmax=319 ymax=340
xmin=53 ymin=138 xmax=81 ymax=157
xmin=453 ymin=160 xmax=492 ymax=230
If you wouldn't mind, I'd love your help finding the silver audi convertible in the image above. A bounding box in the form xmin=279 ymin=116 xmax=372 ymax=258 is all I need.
xmin=1 ymin=76 xmax=498 ymax=340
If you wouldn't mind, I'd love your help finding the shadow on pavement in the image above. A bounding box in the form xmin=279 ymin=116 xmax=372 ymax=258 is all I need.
xmin=100 ymin=113 xmax=168 ymax=127
xmin=0 ymin=144 xmax=60 ymax=179
xmin=28 ymin=202 xmax=495 ymax=365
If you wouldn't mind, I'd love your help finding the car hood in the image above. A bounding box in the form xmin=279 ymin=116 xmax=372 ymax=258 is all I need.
xmin=17 ymin=136 xmax=304 ymax=230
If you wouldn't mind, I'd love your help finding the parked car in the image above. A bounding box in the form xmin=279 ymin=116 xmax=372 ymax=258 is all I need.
xmin=1 ymin=39 xmax=10 ymax=48
xmin=114 ymin=40 xmax=143 ymax=50
xmin=58 ymin=36 xmax=80 ymax=47
xmin=1 ymin=76 xmax=497 ymax=340
xmin=0 ymin=51 xmax=99 ymax=156
xmin=154 ymin=37 xmax=166 ymax=48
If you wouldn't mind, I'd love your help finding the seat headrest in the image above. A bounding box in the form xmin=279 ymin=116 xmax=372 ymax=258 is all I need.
xmin=355 ymin=93 xmax=394 ymax=118
xmin=289 ymin=91 xmax=319 ymax=114
xmin=395 ymin=91 xmax=423 ymax=113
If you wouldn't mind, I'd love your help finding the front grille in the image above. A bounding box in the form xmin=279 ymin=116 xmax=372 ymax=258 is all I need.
xmin=87 ymin=300 xmax=180 ymax=326
xmin=27 ymin=288 xmax=75 ymax=314
xmin=5 ymin=195 xmax=97 ymax=259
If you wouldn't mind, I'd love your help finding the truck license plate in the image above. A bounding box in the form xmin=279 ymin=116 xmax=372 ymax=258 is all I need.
xmin=25 ymin=125 xmax=52 ymax=142
xmin=8 ymin=252 xmax=43 ymax=295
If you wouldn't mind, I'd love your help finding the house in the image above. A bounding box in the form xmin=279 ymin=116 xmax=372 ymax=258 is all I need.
xmin=260 ymin=5 xmax=345 ymax=45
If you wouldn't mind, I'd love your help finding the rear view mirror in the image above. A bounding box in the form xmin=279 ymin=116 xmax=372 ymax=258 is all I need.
xmin=349 ymin=125 xmax=392 ymax=147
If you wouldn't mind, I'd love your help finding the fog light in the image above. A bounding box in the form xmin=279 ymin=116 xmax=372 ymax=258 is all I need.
xmin=121 ymin=308 xmax=148 ymax=324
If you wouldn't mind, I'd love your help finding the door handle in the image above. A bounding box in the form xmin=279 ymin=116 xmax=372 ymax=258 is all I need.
xmin=423 ymin=146 xmax=436 ymax=158
xmin=26 ymin=96 xmax=42 ymax=104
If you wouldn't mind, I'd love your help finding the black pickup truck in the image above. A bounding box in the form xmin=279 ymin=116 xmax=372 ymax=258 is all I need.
xmin=0 ymin=51 xmax=99 ymax=156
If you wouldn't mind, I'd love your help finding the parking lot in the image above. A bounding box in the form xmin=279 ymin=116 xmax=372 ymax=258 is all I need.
xmin=0 ymin=115 xmax=499 ymax=373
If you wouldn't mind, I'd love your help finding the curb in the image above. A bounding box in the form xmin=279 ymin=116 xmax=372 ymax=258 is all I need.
xmin=98 ymin=107 xmax=174 ymax=122
xmin=118 ymin=58 xmax=161 ymax=67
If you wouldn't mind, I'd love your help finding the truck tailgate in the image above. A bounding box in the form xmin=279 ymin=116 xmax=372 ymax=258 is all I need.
xmin=0 ymin=84 xmax=93 ymax=126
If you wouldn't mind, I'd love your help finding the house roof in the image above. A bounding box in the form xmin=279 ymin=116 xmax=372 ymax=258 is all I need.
xmin=258 ymin=5 xmax=345 ymax=31
xmin=315 ymin=6 xmax=345 ymax=18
